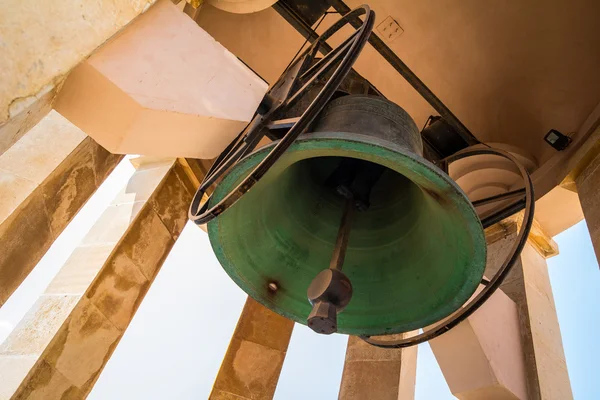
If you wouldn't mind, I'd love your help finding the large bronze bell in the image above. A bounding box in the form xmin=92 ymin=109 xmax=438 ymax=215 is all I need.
xmin=207 ymin=95 xmax=486 ymax=336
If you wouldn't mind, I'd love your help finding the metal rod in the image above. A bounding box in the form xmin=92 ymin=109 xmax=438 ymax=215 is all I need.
xmin=272 ymin=1 xmax=333 ymax=55
xmin=273 ymin=0 xmax=383 ymax=98
xmin=297 ymin=29 xmax=359 ymax=82
xmin=480 ymin=199 xmax=527 ymax=229
xmin=329 ymin=198 xmax=355 ymax=271
xmin=274 ymin=0 xmax=480 ymax=146
xmin=472 ymin=188 xmax=526 ymax=207
xmin=266 ymin=117 xmax=300 ymax=130
xmin=190 ymin=5 xmax=375 ymax=225
xmin=326 ymin=0 xmax=479 ymax=146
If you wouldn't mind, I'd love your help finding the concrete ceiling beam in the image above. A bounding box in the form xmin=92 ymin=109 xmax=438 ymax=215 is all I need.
xmin=54 ymin=0 xmax=268 ymax=160
xmin=0 ymin=0 xmax=158 ymax=155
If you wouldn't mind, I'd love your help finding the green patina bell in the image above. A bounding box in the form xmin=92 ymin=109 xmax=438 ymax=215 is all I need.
xmin=208 ymin=95 xmax=486 ymax=336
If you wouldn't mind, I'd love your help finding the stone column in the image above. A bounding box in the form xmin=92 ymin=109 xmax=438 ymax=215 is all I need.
xmin=0 ymin=158 xmax=193 ymax=400
xmin=339 ymin=333 xmax=418 ymax=400
xmin=209 ymin=297 xmax=294 ymax=400
xmin=575 ymin=151 xmax=600 ymax=266
xmin=0 ymin=111 xmax=122 ymax=306
xmin=429 ymin=284 xmax=528 ymax=399
xmin=486 ymin=222 xmax=573 ymax=400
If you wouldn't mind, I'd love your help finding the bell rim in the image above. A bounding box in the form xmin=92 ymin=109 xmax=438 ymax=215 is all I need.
xmin=208 ymin=132 xmax=487 ymax=336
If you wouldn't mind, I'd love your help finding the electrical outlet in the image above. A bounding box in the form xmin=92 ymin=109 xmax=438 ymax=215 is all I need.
xmin=376 ymin=16 xmax=404 ymax=43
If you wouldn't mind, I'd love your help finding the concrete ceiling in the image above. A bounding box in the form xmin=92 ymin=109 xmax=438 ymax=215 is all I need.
xmin=197 ymin=0 xmax=600 ymax=167
xmin=343 ymin=0 xmax=600 ymax=166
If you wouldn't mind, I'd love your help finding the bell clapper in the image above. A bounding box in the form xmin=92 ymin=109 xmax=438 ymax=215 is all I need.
xmin=307 ymin=159 xmax=384 ymax=335
xmin=329 ymin=197 xmax=355 ymax=272
xmin=307 ymin=196 xmax=355 ymax=335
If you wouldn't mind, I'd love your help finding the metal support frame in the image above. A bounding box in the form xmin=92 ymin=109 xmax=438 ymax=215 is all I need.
xmin=360 ymin=147 xmax=534 ymax=348
xmin=189 ymin=5 xmax=375 ymax=225
xmin=274 ymin=0 xmax=479 ymax=146
xmin=190 ymin=4 xmax=536 ymax=347
xmin=472 ymin=188 xmax=526 ymax=208
xmin=273 ymin=1 xmax=333 ymax=54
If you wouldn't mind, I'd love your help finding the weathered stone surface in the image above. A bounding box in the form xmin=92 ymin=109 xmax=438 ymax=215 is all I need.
xmin=429 ymin=287 xmax=528 ymax=400
xmin=486 ymin=233 xmax=572 ymax=400
xmin=111 ymin=162 xmax=172 ymax=206
xmin=150 ymin=163 xmax=193 ymax=240
xmin=2 ymin=158 xmax=197 ymax=399
xmin=0 ymin=112 xmax=122 ymax=307
xmin=0 ymin=190 xmax=54 ymax=306
xmin=398 ymin=340 xmax=419 ymax=400
xmin=0 ymin=111 xmax=85 ymax=184
xmin=0 ymin=171 xmax=38 ymax=223
xmin=42 ymin=139 xmax=97 ymax=236
xmin=344 ymin=333 xmax=405 ymax=362
xmin=43 ymin=297 xmax=123 ymax=389
xmin=339 ymin=359 xmax=403 ymax=400
xmin=230 ymin=297 xmax=294 ymax=352
xmin=12 ymin=359 xmax=82 ymax=400
xmin=86 ymin=251 xmax=149 ymax=331
xmin=213 ymin=338 xmax=287 ymax=400
xmin=118 ymin=204 xmax=174 ymax=281
xmin=0 ymin=87 xmax=56 ymax=158
xmin=0 ymin=355 xmax=37 ymax=399
xmin=527 ymin=284 xmax=563 ymax=355
xmin=534 ymin=345 xmax=572 ymax=400
xmin=576 ymin=150 xmax=600 ymax=266
xmin=339 ymin=334 xmax=418 ymax=400
xmin=210 ymin=297 xmax=294 ymax=400
xmin=520 ymin=245 xmax=572 ymax=400
xmin=91 ymin=143 xmax=125 ymax=187
xmin=176 ymin=158 xmax=202 ymax=194
xmin=210 ymin=390 xmax=252 ymax=400
xmin=45 ymin=246 xmax=115 ymax=296
xmin=459 ymin=385 xmax=522 ymax=400
xmin=0 ymin=295 xmax=80 ymax=399
xmin=80 ymin=202 xmax=144 ymax=247
xmin=0 ymin=295 xmax=79 ymax=356
xmin=0 ymin=0 xmax=156 ymax=132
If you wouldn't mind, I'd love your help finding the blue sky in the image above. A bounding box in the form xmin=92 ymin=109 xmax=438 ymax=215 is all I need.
xmin=1 ymin=158 xmax=598 ymax=399
xmin=547 ymin=221 xmax=600 ymax=399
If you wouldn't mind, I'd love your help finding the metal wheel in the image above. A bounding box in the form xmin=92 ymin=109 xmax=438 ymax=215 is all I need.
xmin=360 ymin=147 xmax=535 ymax=348
xmin=189 ymin=5 xmax=375 ymax=225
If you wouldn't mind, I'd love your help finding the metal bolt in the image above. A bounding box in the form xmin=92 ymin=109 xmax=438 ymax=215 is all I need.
xmin=268 ymin=282 xmax=278 ymax=292
xmin=307 ymin=301 xmax=338 ymax=335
